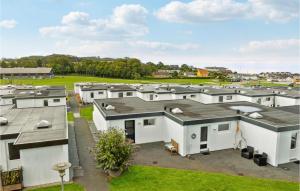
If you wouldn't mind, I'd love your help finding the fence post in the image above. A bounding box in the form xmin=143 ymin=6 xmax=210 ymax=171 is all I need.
xmin=0 ymin=167 xmax=3 ymax=191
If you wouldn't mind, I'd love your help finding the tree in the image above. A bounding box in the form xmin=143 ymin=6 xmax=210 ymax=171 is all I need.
xmin=95 ymin=128 xmax=133 ymax=175
xmin=171 ymin=71 xmax=179 ymax=78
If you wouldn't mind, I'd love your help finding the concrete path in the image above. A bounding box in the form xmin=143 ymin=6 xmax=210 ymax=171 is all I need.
xmin=70 ymin=96 xmax=108 ymax=191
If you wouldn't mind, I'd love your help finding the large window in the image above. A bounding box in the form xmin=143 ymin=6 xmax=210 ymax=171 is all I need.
xmin=190 ymin=95 xmax=196 ymax=98
xmin=8 ymin=143 xmax=20 ymax=160
xmin=218 ymin=123 xmax=230 ymax=131
xmin=226 ymin=95 xmax=232 ymax=100
xmin=266 ymin=97 xmax=271 ymax=101
xmin=126 ymin=92 xmax=133 ymax=96
xmin=98 ymin=91 xmax=103 ymax=95
xmin=144 ymin=119 xmax=155 ymax=126
xmin=53 ymin=98 xmax=60 ymax=103
xmin=291 ymin=132 xmax=297 ymax=149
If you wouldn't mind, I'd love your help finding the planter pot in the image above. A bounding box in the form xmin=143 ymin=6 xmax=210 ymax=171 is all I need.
xmin=108 ymin=169 xmax=123 ymax=177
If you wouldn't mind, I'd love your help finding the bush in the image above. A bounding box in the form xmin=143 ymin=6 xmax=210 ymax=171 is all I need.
xmin=95 ymin=128 xmax=133 ymax=172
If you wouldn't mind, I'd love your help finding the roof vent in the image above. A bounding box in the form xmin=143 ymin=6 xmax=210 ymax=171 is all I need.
xmin=36 ymin=120 xmax=51 ymax=129
xmin=240 ymin=90 xmax=246 ymax=94
xmin=105 ymin=105 xmax=115 ymax=110
xmin=19 ymin=91 xmax=27 ymax=94
xmin=0 ymin=117 xmax=8 ymax=125
xmin=170 ymin=88 xmax=176 ymax=92
xmin=204 ymin=89 xmax=209 ymax=93
xmin=249 ymin=112 xmax=263 ymax=119
xmin=36 ymin=92 xmax=42 ymax=95
xmin=29 ymin=91 xmax=35 ymax=94
xmin=171 ymin=108 xmax=183 ymax=114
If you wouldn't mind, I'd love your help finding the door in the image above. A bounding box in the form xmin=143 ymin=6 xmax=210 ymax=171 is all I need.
xmin=218 ymin=96 xmax=223 ymax=103
xmin=149 ymin=94 xmax=154 ymax=101
xmin=44 ymin=100 xmax=48 ymax=106
xmin=125 ymin=120 xmax=135 ymax=143
xmin=290 ymin=132 xmax=298 ymax=160
xmin=90 ymin=92 xmax=94 ymax=98
xmin=118 ymin=92 xmax=123 ymax=98
xmin=200 ymin=126 xmax=208 ymax=151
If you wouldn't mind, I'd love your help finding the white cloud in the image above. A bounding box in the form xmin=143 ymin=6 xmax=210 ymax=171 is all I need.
xmin=156 ymin=0 xmax=299 ymax=23
xmin=0 ymin=19 xmax=17 ymax=29
xmin=40 ymin=4 xmax=148 ymax=39
xmin=239 ymin=39 xmax=300 ymax=55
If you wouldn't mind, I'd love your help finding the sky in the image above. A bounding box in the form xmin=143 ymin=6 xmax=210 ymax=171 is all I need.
xmin=0 ymin=0 xmax=299 ymax=73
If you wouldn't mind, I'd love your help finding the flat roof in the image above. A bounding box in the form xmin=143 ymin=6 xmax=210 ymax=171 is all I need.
xmin=0 ymin=106 xmax=67 ymax=144
xmin=94 ymin=97 xmax=299 ymax=132
xmin=275 ymin=105 xmax=300 ymax=114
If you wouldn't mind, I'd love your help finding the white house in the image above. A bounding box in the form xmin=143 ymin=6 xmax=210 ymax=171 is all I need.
xmin=274 ymin=90 xmax=300 ymax=107
xmin=0 ymin=106 xmax=69 ymax=187
xmin=93 ymin=97 xmax=300 ymax=167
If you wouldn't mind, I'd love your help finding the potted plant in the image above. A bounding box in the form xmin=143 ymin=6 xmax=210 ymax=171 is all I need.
xmin=95 ymin=128 xmax=133 ymax=177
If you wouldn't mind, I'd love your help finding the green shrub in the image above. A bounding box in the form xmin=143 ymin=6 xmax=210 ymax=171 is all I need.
xmin=95 ymin=128 xmax=133 ymax=171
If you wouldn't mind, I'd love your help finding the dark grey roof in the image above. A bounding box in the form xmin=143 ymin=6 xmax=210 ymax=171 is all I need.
xmin=81 ymin=84 xmax=108 ymax=91
xmin=94 ymin=97 xmax=299 ymax=132
xmin=0 ymin=106 xmax=67 ymax=143
xmin=275 ymin=105 xmax=300 ymax=114
xmin=0 ymin=67 xmax=52 ymax=74
xmin=108 ymin=85 xmax=136 ymax=92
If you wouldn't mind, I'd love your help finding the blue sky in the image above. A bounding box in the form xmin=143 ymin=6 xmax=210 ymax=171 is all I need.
xmin=0 ymin=0 xmax=299 ymax=73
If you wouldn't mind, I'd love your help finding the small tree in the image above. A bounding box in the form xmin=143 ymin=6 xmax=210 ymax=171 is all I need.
xmin=95 ymin=128 xmax=133 ymax=174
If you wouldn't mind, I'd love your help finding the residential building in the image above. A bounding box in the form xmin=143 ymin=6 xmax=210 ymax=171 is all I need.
xmin=0 ymin=106 xmax=69 ymax=187
xmin=93 ymin=97 xmax=299 ymax=167
xmin=196 ymin=69 xmax=209 ymax=77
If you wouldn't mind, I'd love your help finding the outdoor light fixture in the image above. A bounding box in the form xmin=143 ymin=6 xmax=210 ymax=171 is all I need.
xmin=53 ymin=162 xmax=71 ymax=191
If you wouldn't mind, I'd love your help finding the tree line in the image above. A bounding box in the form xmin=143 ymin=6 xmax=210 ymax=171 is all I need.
xmin=0 ymin=54 xmax=197 ymax=79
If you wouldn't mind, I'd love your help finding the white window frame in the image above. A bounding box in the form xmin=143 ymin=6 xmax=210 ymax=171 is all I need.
xmin=218 ymin=123 xmax=230 ymax=132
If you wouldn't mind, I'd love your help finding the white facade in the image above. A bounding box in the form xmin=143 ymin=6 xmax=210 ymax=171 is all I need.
xmin=275 ymin=96 xmax=300 ymax=107
xmin=107 ymin=91 xmax=137 ymax=98
xmin=80 ymin=90 xmax=107 ymax=103
xmin=16 ymin=97 xmax=66 ymax=108
xmin=0 ymin=97 xmax=14 ymax=106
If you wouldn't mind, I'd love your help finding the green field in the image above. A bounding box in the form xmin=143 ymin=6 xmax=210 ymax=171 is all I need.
xmin=26 ymin=183 xmax=84 ymax=191
xmin=0 ymin=75 xmax=225 ymax=90
xmin=80 ymin=105 xmax=93 ymax=121
xmin=110 ymin=166 xmax=298 ymax=191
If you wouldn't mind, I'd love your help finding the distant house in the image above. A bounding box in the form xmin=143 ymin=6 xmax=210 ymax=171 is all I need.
xmin=293 ymin=76 xmax=300 ymax=85
xmin=196 ymin=69 xmax=209 ymax=77
xmin=183 ymin=71 xmax=196 ymax=77
xmin=0 ymin=67 xmax=53 ymax=79
xmin=152 ymin=70 xmax=180 ymax=78
xmin=205 ymin=67 xmax=231 ymax=74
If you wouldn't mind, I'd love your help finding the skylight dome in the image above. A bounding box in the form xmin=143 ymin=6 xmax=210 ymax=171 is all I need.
xmin=172 ymin=108 xmax=183 ymax=114
xmin=249 ymin=112 xmax=263 ymax=119
xmin=36 ymin=120 xmax=51 ymax=129
xmin=105 ymin=105 xmax=115 ymax=110
xmin=0 ymin=117 xmax=8 ymax=125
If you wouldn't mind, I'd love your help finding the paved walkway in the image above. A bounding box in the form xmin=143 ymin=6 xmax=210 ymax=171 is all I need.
xmin=70 ymin=96 xmax=108 ymax=191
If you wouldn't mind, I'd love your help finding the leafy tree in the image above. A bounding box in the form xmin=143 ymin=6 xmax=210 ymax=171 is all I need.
xmin=95 ymin=128 xmax=133 ymax=172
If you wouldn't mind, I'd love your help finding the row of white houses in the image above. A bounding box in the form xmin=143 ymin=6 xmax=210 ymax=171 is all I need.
xmin=0 ymin=85 xmax=69 ymax=187
xmin=93 ymin=97 xmax=299 ymax=167
xmin=75 ymin=83 xmax=300 ymax=107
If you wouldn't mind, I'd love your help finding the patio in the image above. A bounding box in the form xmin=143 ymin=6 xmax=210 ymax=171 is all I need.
xmin=132 ymin=142 xmax=299 ymax=182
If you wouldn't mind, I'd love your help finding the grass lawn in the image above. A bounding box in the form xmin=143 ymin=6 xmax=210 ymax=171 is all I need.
xmin=242 ymin=80 xmax=289 ymax=87
xmin=26 ymin=183 xmax=84 ymax=191
xmin=110 ymin=166 xmax=298 ymax=191
xmin=80 ymin=105 xmax=93 ymax=121
xmin=0 ymin=75 xmax=225 ymax=90
xmin=67 ymin=112 xmax=74 ymax=122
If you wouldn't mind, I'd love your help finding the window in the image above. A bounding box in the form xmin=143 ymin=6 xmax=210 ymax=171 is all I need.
xmin=226 ymin=95 xmax=232 ymax=100
xmin=219 ymin=96 xmax=223 ymax=102
xmin=183 ymin=96 xmax=187 ymax=99
xmin=118 ymin=92 xmax=123 ymax=98
xmin=53 ymin=99 xmax=60 ymax=103
xmin=257 ymin=98 xmax=261 ymax=104
xmin=190 ymin=95 xmax=196 ymax=98
xmin=98 ymin=91 xmax=103 ymax=95
xmin=266 ymin=97 xmax=271 ymax=101
xmin=126 ymin=92 xmax=133 ymax=96
xmin=143 ymin=119 xmax=155 ymax=126
xmin=218 ymin=123 xmax=230 ymax=131
xmin=8 ymin=143 xmax=20 ymax=160
xmin=90 ymin=92 xmax=94 ymax=98
xmin=290 ymin=132 xmax=297 ymax=149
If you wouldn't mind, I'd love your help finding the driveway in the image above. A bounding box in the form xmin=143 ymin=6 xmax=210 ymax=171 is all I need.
xmin=133 ymin=142 xmax=299 ymax=182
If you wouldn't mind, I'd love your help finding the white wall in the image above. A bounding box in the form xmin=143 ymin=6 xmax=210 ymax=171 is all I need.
xmin=237 ymin=95 xmax=274 ymax=107
xmin=0 ymin=139 xmax=20 ymax=171
xmin=276 ymin=130 xmax=300 ymax=165
xmin=239 ymin=121 xmax=278 ymax=166
xmin=153 ymin=93 xmax=173 ymax=101
xmin=108 ymin=91 xmax=137 ymax=98
xmin=16 ymin=97 xmax=66 ymax=108
xmin=93 ymin=105 xmax=108 ymax=131
xmin=20 ymin=144 xmax=69 ymax=187
xmin=275 ymin=96 xmax=298 ymax=107
xmin=0 ymin=97 xmax=13 ymax=105
xmin=80 ymin=90 xmax=107 ymax=103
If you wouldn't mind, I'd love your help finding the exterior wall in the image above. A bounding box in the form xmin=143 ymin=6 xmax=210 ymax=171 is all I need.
xmin=108 ymin=91 xmax=137 ymax=98
xmin=16 ymin=97 xmax=66 ymax=108
xmin=20 ymin=144 xmax=69 ymax=187
xmin=153 ymin=93 xmax=173 ymax=101
xmin=93 ymin=105 xmax=108 ymax=131
xmin=277 ymin=130 xmax=300 ymax=165
xmin=239 ymin=121 xmax=278 ymax=166
xmin=186 ymin=121 xmax=237 ymax=155
xmin=275 ymin=96 xmax=298 ymax=107
xmin=172 ymin=94 xmax=199 ymax=100
xmin=0 ymin=97 xmax=14 ymax=105
xmin=237 ymin=95 xmax=274 ymax=107
xmin=0 ymin=139 xmax=20 ymax=171
xmin=136 ymin=92 xmax=155 ymax=101
xmin=80 ymin=90 xmax=107 ymax=103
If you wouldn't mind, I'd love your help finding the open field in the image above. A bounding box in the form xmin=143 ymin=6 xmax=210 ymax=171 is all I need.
xmin=26 ymin=183 xmax=84 ymax=191
xmin=110 ymin=166 xmax=298 ymax=191
xmin=0 ymin=75 xmax=226 ymax=90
